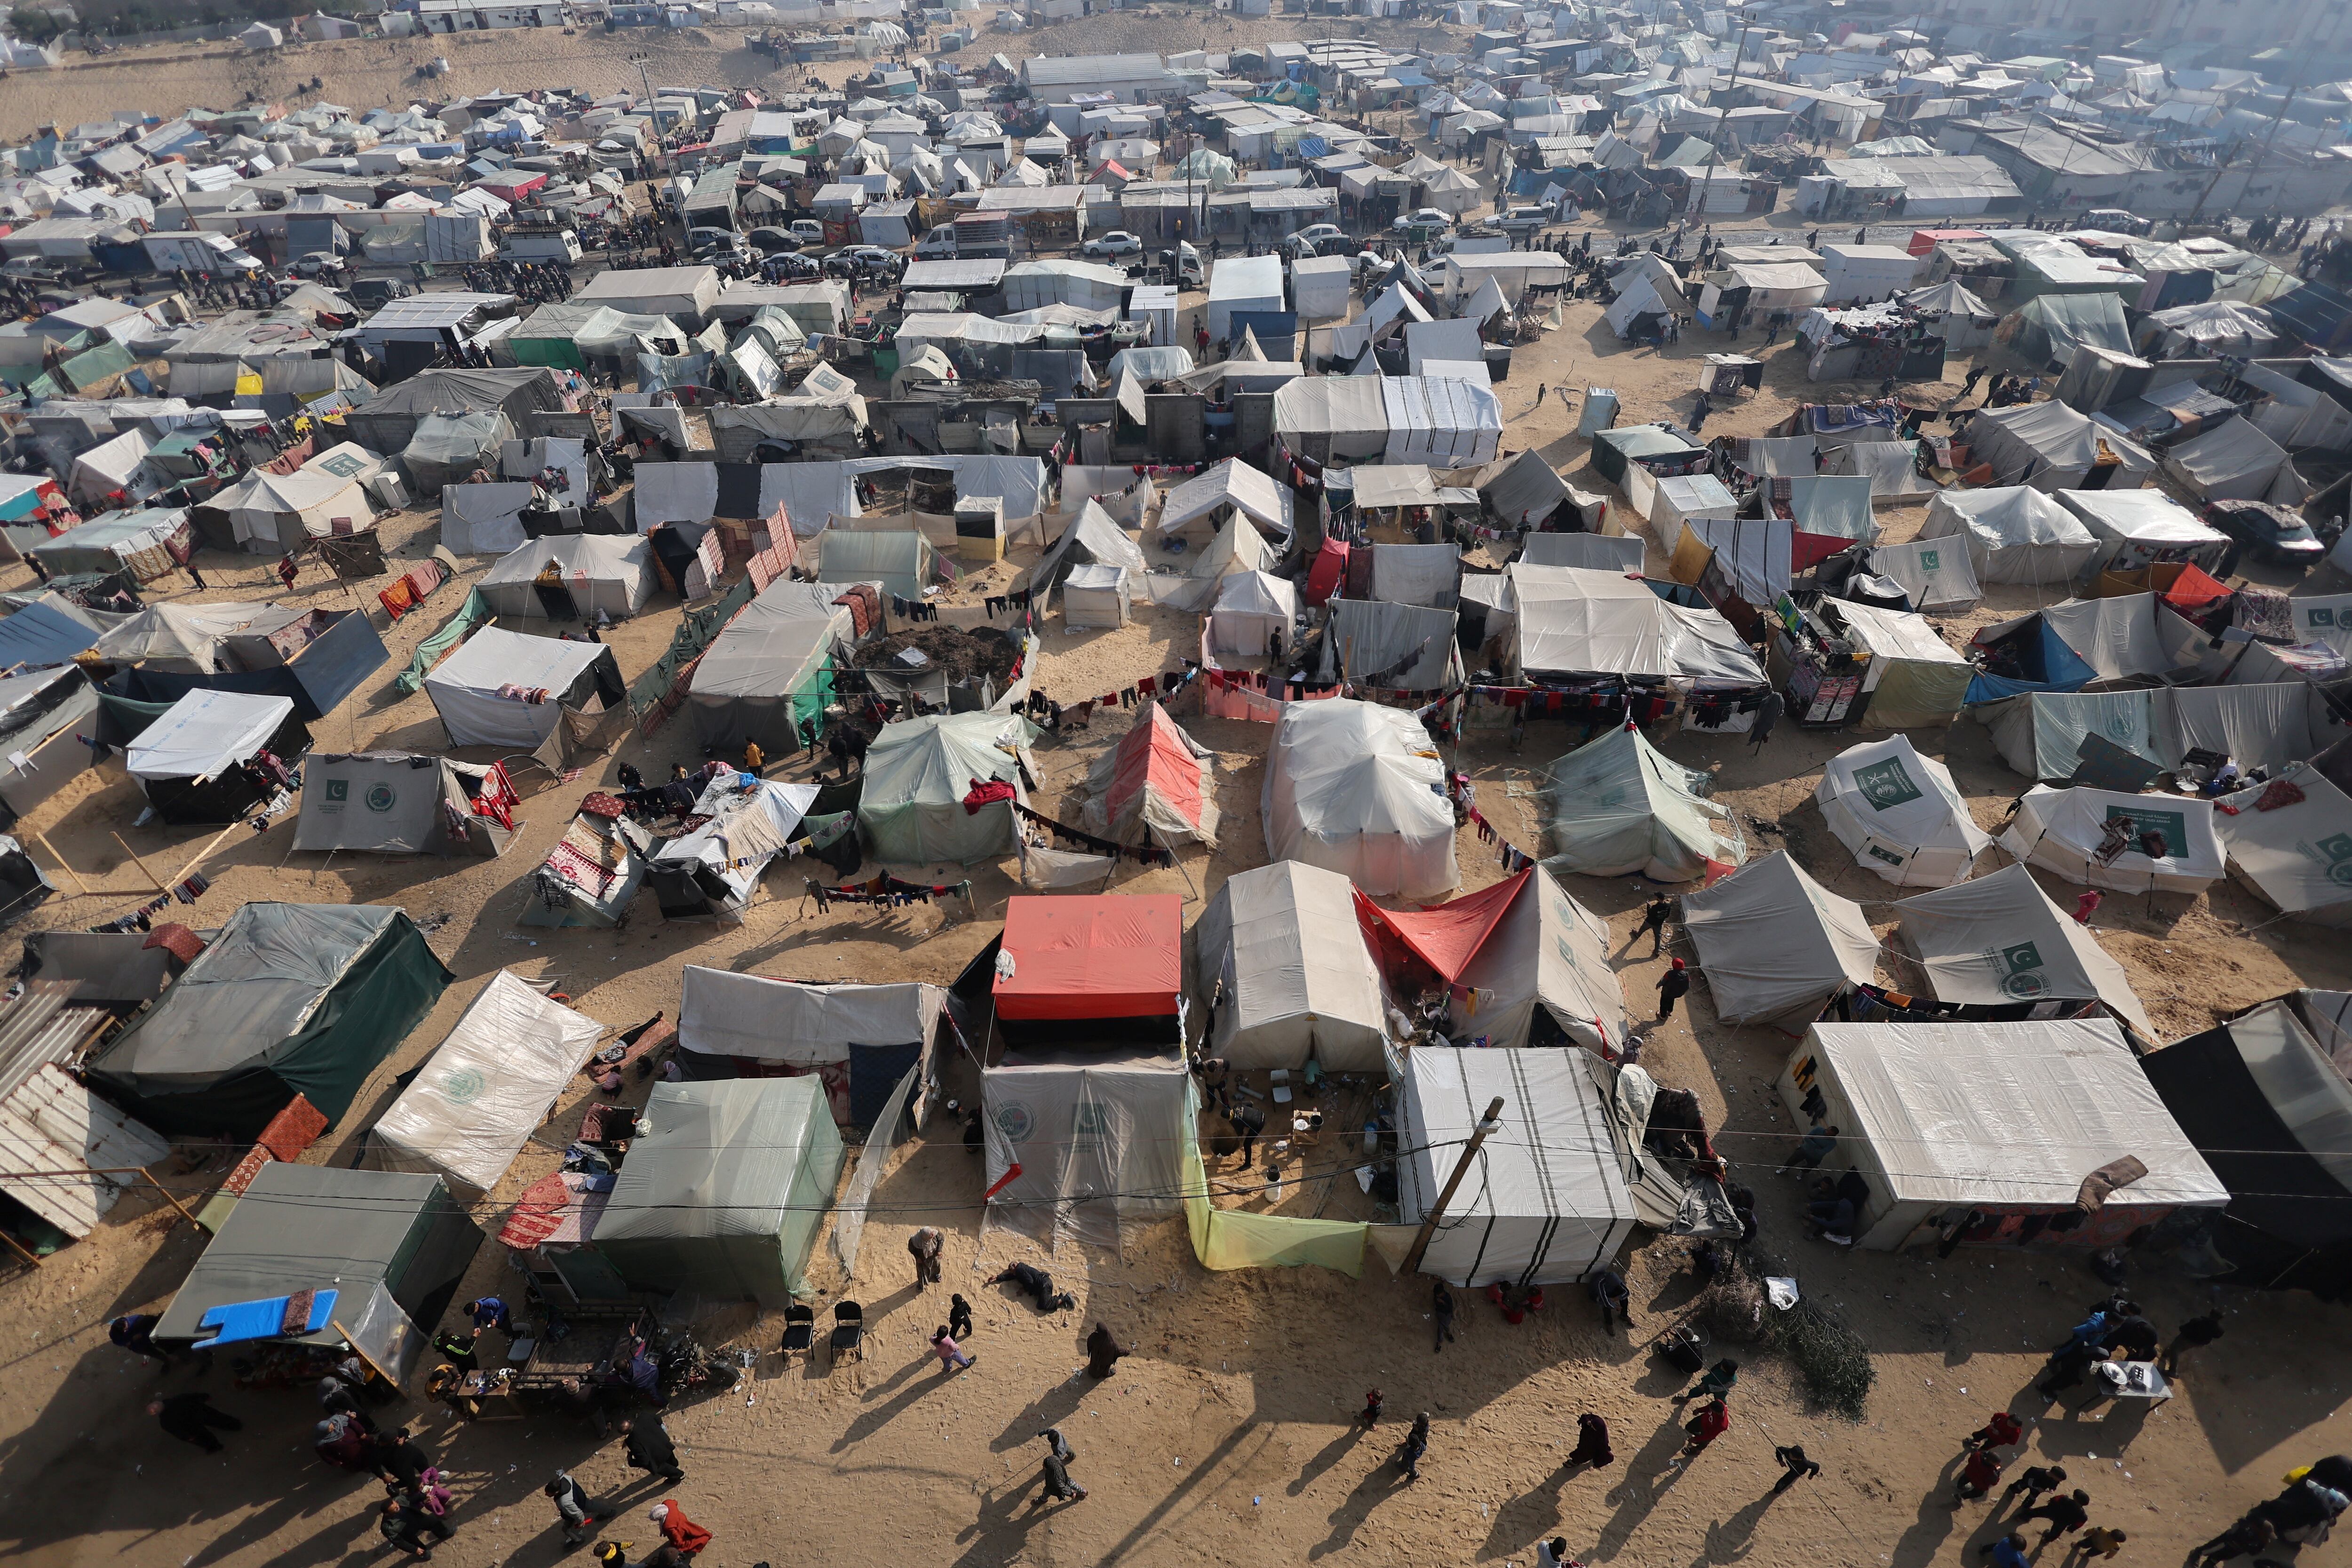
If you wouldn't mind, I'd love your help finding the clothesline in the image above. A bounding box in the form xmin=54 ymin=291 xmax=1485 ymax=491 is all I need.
xmin=1012 ymin=801 xmax=1173 ymax=867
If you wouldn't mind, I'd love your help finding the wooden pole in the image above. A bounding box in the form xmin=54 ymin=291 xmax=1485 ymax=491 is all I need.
xmin=110 ymin=833 xmax=168 ymax=892
xmin=32 ymin=832 xmax=88 ymax=896
xmin=169 ymin=820 xmax=251 ymax=887
xmin=0 ymin=1227 xmax=41 ymax=1267
xmin=330 ymin=1317 xmax=397 ymax=1392
xmin=1402 ymin=1095 xmax=1505 ymax=1276
xmin=139 ymin=1166 xmax=202 ymax=1232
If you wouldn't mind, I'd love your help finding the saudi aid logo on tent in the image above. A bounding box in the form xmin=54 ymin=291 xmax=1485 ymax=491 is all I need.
xmin=1994 ymin=940 xmax=2049 ymax=999
xmin=1851 ymin=757 xmax=1922 ymax=811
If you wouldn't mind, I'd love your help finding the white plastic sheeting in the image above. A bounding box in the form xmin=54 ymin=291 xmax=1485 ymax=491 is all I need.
xmin=983 ymin=1048 xmax=1189 ymax=1248
xmin=1538 ymin=723 xmax=1745 ymax=881
xmin=369 ymin=971 xmax=603 ymax=1197
xmin=1963 ymin=400 xmax=2154 ymax=490
xmin=1262 ymin=698 xmax=1457 ymax=900
xmin=1506 ymin=564 xmax=1764 ymax=684
xmin=477 ymin=534 xmax=654 ymax=620
xmin=439 ymin=482 xmax=535 ymax=555
xmin=1868 ymin=533 xmax=1983 ymax=613
xmin=2001 ymin=784 xmax=2224 ymax=893
xmin=126 ymin=689 xmax=292 ymax=782
xmin=1382 ymin=376 xmax=1503 ymax=467
xmin=679 ymin=965 xmax=944 ymax=1070
xmin=1892 ymin=862 xmax=2153 ymax=1037
xmin=424 ymin=627 xmax=607 ymax=748
xmin=1192 ymin=860 xmax=1388 ymax=1072
xmin=2215 ymin=760 xmax=2352 ymax=927
xmin=1915 ymin=486 xmax=2100 ymax=586
xmin=1680 ymin=850 xmax=1882 ymax=1030
xmin=1815 ymin=735 xmax=1989 ymax=886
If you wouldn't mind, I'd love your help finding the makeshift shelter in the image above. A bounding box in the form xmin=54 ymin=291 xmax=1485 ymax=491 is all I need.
xmin=983 ymin=1047 xmax=1188 ymax=1247
xmin=1816 ymin=735 xmax=1990 ymax=887
xmin=1827 ymin=438 xmax=1941 ymax=505
xmin=152 ymin=1163 xmax=481 ymax=1383
xmin=1081 ymin=702 xmax=1218 ymax=849
xmin=1774 ymin=1018 xmax=2226 ymax=1250
xmin=402 ymin=411 xmax=515 ymax=495
xmin=0 ymin=665 xmax=98 ymax=824
xmin=1022 ymin=498 xmax=1144 ymax=609
xmin=423 ymin=628 xmax=622 ymax=750
xmin=993 ymin=894 xmax=1182 ymax=1044
xmin=1399 ymin=1046 xmax=1637 ymax=1286
xmin=858 ymin=709 xmax=1031 ymax=864
xmin=2160 ymin=416 xmax=2296 ymax=505
xmin=677 ymin=967 xmax=947 ymax=1131
xmin=32 ymin=509 xmax=191 ymax=582
xmin=2001 ymin=784 xmax=2224 ymax=893
xmin=1518 ymin=533 xmax=1644 ymax=573
xmin=294 ymin=752 xmax=518 ymax=858
xmin=591 ymin=1078 xmax=846 ymax=1306
xmin=1962 ymin=401 xmax=2154 ymax=490
xmin=1820 ymin=599 xmax=1975 ymax=730
xmin=1981 ymin=690 xmax=2171 ymax=783
xmin=369 ymin=971 xmax=603 ymax=1199
xmin=1505 ymin=564 xmax=1765 ymax=692
xmin=1988 ymin=291 xmax=2131 ymax=375
xmin=1892 ymin=863 xmax=2153 ymax=1037
xmin=2141 ymin=996 xmax=2352 ymax=1297
xmin=520 ymin=804 xmax=649 ymax=928
xmin=1061 ymin=563 xmax=1131 ymax=627
xmin=1916 ymin=486 xmax=2101 ymax=586
xmin=207 ymin=468 xmax=372 ymax=554
xmin=1681 ymin=851 xmax=1881 ymax=1030
xmin=84 ymin=903 xmax=451 ymax=1137
xmin=1324 ymin=599 xmax=1462 ymax=693
xmin=1263 ymin=698 xmax=1456 ymax=900
xmin=818 ymin=530 xmax=933 ymax=600
xmin=1154 ymin=457 xmax=1292 ymax=546
xmin=1192 ymin=861 xmax=1386 ymax=1072
xmin=689 ymin=581 xmax=850 ymax=752
xmin=2136 ymin=300 xmax=2277 ymax=358
xmin=477 ymin=535 xmax=656 ymax=621
xmin=1360 ymin=865 xmax=1628 ymax=1053
xmin=1968 ymin=593 xmax=2193 ymax=703
xmin=1539 ymin=723 xmax=1745 ymax=881
xmin=1868 ymin=535 xmax=1983 ymax=614
xmin=1894 ymin=278 xmax=1998 ymax=348
xmin=2215 ymin=756 xmax=2352 ymax=928
xmin=126 ymin=689 xmax=309 ymax=826
xmin=646 ymin=774 xmax=817 ymax=923
xmin=1205 ymin=570 xmax=1296 ymax=657
xmin=1649 ymin=474 xmax=1738 ymax=554
xmin=439 ymin=482 xmax=535 ymax=555
xmin=97 ymin=600 xmax=387 ymax=724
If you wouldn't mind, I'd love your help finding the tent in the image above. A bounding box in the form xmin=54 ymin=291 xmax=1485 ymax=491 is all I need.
xmin=689 ymin=581 xmax=850 ymax=752
xmin=2214 ymin=755 xmax=2352 ymax=928
xmin=1981 ymin=690 xmax=2168 ymax=782
xmin=1359 ymin=865 xmax=1629 ymax=1053
xmin=2050 ymin=487 xmax=2229 ymax=578
xmin=1518 ymin=533 xmax=1645 ymax=573
xmin=983 ymin=1047 xmax=1188 ymax=1247
xmin=32 ymin=509 xmax=191 ymax=582
xmin=1650 ymin=474 xmax=1738 ymax=554
xmin=2160 ymin=416 xmax=2296 ymax=505
xmin=2141 ymin=997 xmax=2352 ymax=1297
xmin=677 ymin=967 xmax=946 ymax=1130
xmin=207 ymin=467 xmax=374 ymax=554
xmin=84 ymin=903 xmax=452 ymax=1137
xmin=1263 ymin=698 xmax=1457 ymax=900
xmin=1866 ymin=535 xmax=1982 ymax=614
xmin=1892 ymin=863 xmax=2154 ymax=1037
xmin=1917 ymin=486 xmax=2101 ymax=585
xmin=1206 ymin=570 xmax=1296 ymax=656
xmin=818 ymin=530 xmax=933 ymax=600
xmin=1815 ymin=735 xmax=1990 ymax=886
xmin=1192 ymin=861 xmax=1387 ymax=1072
xmin=368 ymin=971 xmax=603 ymax=1198
xmin=294 ymin=752 xmax=517 ymax=858
xmin=1962 ymin=401 xmax=2154 ymax=490
xmin=1774 ymin=1018 xmax=2226 ymax=1250
xmin=2001 ymin=784 xmax=2224 ymax=893
xmin=1325 ymin=599 xmax=1462 ymax=692
xmin=521 ymin=804 xmax=649 ymax=927
xmin=1821 ymin=599 xmax=1975 ymax=730
xmin=1988 ymin=290 xmax=2131 ymax=374
xmin=1081 ymin=702 xmax=1218 ymax=849
xmin=1022 ymin=497 xmax=1144 ymax=607
xmin=1399 ymin=1046 xmax=1637 ymax=1286
xmin=858 ymin=709 xmax=1032 ymax=864
xmin=152 ymin=1163 xmax=480 ymax=1383
xmin=1062 ymin=563 xmax=1131 ymax=627
xmin=403 ymin=411 xmax=514 ymax=495
xmin=1505 ymin=564 xmax=1765 ymax=688
xmin=646 ymin=774 xmax=818 ymax=923
xmin=993 ymin=894 xmax=1182 ymax=1042
xmin=2136 ymin=300 xmax=2277 ymax=358
xmin=0 ymin=665 xmax=97 ymax=824
xmin=591 ymin=1078 xmax=846 ymax=1306
xmin=126 ymin=689 xmax=309 ymax=826
xmin=423 ymin=627 xmax=621 ymax=749
xmin=477 ymin=535 xmax=656 ymax=621
xmin=440 ymin=482 xmax=535 ymax=555
xmin=1827 ymin=439 xmax=1941 ymax=505
xmin=1538 ymin=723 xmax=1745 ymax=881
xmin=1894 ymin=278 xmax=1998 ymax=348
xmin=1681 ymin=851 xmax=1882 ymax=1030
xmin=96 ymin=600 xmax=387 ymax=724
xmin=1155 ymin=458 xmax=1292 ymax=546
xmin=1967 ymin=593 xmax=2193 ymax=701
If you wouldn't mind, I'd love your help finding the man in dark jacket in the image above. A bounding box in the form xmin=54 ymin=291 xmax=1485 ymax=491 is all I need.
xmin=1657 ymin=958 xmax=1692 ymax=1020
xmin=622 ymin=1416 xmax=685 ymax=1485
xmin=151 ymin=1392 xmax=240 ymax=1452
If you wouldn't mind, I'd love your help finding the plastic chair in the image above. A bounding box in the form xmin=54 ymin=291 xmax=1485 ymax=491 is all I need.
xmin=779 ymin=1303 xmax=815 ymax=1361
xmin=828 ymin=1300 xmax=865 ymax=1366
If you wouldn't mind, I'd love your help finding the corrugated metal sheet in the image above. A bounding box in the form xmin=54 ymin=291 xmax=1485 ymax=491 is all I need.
xmin=0 ymin=1062 xmax=167 ymax=1238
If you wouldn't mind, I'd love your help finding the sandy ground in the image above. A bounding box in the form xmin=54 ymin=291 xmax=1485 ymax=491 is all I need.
xmin=0 ymin=15 xmax=2349 ymax=1568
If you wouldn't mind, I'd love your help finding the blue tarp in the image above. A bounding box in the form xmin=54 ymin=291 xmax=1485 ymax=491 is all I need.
xmin=0 ymin=600 xmax=99 ymax=669
xmin=1963 ymin=618 xmax=2095 ymax=705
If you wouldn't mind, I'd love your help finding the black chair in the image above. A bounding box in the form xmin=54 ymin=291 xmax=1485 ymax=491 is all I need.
xmin=829 ymin=1300 xmax=864 ymax=1366
xmin=779 ymin=1303 xmax=815 ymax=1361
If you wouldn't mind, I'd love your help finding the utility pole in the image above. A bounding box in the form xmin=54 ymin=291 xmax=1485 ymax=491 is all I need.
xmin=1691 ymin=17 xmax=1754 ymax=236
xmin=1403 ymin=1095 xmax=1505 ymax=1275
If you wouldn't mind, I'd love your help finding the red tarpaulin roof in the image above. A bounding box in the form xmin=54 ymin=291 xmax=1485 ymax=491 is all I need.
xmin=993 ymin=893 xmax=1183 ymax=1019
xmin=2155 ymin=561 xmax=2231 ymax=611
xmin=1106 ymin=703 xmax=1206 ymax=835
xmin=1355 ymin=869 xmax=1531 ymax=985
xmin=1304 ymin=537 xmax=1349 ymax=606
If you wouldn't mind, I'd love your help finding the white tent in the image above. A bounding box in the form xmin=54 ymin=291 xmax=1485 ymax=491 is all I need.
xmin=368 ymin=971 xmax=603 ymax=1198
xmin=1816 ymin=735 xmax=1990 ymax=886
xmin=1062 ymin=562 xmax=1131 ymax=628
xmin=1681 ymin=850 xmax=1882 ymax=1029
xmin=2052 ymin=488 xmax=2229 ymax=578
xmin=2001 ymin=784 xmax=2224 ymax=893
xmin=1976 ymin=593 xmax=2193 ymax=685
xmin=1827 ymin=600 xmax=1976 ymax=731
xmin=1192 ymin=861 xmax=1387 ymax=1072
xmin=1207 ymin=570 xmax=1297 ymax=656
xmin=1448 ymin=868 xmax=1626 ymax=1052
xmin=858 ymin=709 xmax=1030 ymax=864
xmin=127 ymin=689 xmax=292 ymax=791
xmin=1506 ymin=564 xmax=1764 ymax=686
xmin=2160 ymin=416 xmax=2296 ymax=505
xmin=1263 ymin=698 xmax=1457 ymax=900
xmin=1772 ymin=1018 xmax=2227 ymax=1250
xmin=1400 ymin=1047 xmax=1637 ymax=1285
xmin=1915 ymin=486 xmax=2101 ymax=586
xmin=439 ymin=482 xmax=535 ymax=555
xmin=677 ymin=966 xmax=946 ymax=1127
xmin=1868 ymin=533 xmax=1982 ymax=613
xmin=1651 ymin=474 xmax=1739 ymax=553
xmin=423 ymin=627 xmax=612 ymax=748
xmin=210 ymin=467 xmax=372 ymax=553
xmin=2215 ymin=757 xmax=2352 ymax=928
xmin=1155 ymin=457 xmax=1291 ymax=544
xmin=1540 ymin=723 xmax=1745 ymax=881
xmin=982 ymin=1048 xmax=1187 ymax=1247
xmin=1963 ymin=400 xmax=2154 ymax=490
xmin=1892 ymin=862 xmax=2154 ymax=1037
xmin=477 ymin=534 xmax=655 ymax=621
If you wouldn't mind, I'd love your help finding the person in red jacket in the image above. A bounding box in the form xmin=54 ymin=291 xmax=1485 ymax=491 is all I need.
xmin=1679 ymin=1397 xmax=1730 ymax=1460
xmin=649 ymin=1501 xmax=712 ymax=1556
xmin=1954 ymin=1444 xmax=2006 ymax=1505
xmin=1968 ymin=1411 xmax=2025 ymax=1453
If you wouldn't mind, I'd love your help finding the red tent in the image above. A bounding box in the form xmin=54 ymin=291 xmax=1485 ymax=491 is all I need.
xmin=1304 ymin=538 xmax=1349 ymax=606
xmin=993 ymin=894 xmax=1182 ymax=1021
xmin=1090 ymin=703 xmax=1218 ymax=847
xmin=1356 ymin=870 xmax=1531 ymax=987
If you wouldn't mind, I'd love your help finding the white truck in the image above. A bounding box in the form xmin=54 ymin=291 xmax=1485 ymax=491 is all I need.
xmin=500 ymin=227 xmax=584 ymax=264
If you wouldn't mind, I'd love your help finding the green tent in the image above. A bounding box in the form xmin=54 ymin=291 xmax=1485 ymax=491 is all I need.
xmin=84 ymin=903 xmax=453 ymax=1138
xmin=1538 ymin=723 xmax=1747 ymax=882
xmin=592 ymin=1079 xmax=846 ymax=1306
xmin=858 ymin=710 xmax=1034 ymax=865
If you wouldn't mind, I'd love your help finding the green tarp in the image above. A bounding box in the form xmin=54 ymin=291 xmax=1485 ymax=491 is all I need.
xmin=395 ymin=586 xmax=493 ymax=694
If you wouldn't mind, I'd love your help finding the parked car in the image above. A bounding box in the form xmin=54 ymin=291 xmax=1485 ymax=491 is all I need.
xmin=291 ymin=251 xmax=349 ymax=281
xmin=350 ymin=276 xmax=417 ymax=309
xmin=2204 ymin=498 xmax=2328 ymax=570
xmin=831 ymin=245 xmax=902 ymax=274
xmin=1493 ymin=204 xmax=1556 ymax=236
xmin=786 ymin=219 xmax=827 ymax=245
xmin=1391 ymin=207 xmax=1454 ymax=233
xmin=1282 ymin=223 xmax=1350 ymax=259
xmin=746 ymin=226 xmax=803 ymax=255
xmin=1081 ymin=229 xmax=1145 ymax=258
xmin=767 ymin=252 xmax=822 ymax=279
xmin=694 ymin=235 xmax=755 ymax=267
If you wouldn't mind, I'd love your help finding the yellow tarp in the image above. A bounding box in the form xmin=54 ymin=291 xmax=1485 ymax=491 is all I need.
xmin=1669 ymin=525 xmax=1715 ymax=587
xmin=1181 ymin=1088 xmax=1367 ymax=1276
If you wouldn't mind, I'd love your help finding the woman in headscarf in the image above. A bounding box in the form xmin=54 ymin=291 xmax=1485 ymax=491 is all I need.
xmin=650 ymin=1500 xmax=713 ymax=1556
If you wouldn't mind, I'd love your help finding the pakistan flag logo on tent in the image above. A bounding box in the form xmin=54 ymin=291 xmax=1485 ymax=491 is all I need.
xmin=1918 ymin=549 xmax=1939 ymax=571
xmin=2317 ymin=833 xmax=2352 ymax=887
xmin=1998 ymin=940 xmax=2049 ymax=999
xmin=1851 ymin=758 xmax=1923 ymax=811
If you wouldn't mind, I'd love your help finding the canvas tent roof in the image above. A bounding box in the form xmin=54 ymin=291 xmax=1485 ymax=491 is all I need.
xmin=1263 ymin=698 xmax=1457 ymax=900
xmin=1327 ymin=598 xmax=1461 ymax=692
xmin=1192 ymin=861 xmax=1387 ymax=1072
xmin=1506 ymin=564 xmax=1764 ymax=684
xmin=1825 ymin=599 xmax=1975 ymax=728
xmin=1828 ymin=438 xmax=1941 ymax=504
xmin=1892 ymin=862 xmax=2153 ymax=1036
xmin=680 ymin=967 xmax=945 ymax=1068
xmin=477 ymin=534 xmax=655 ymax=621
xmin=125 ymin=689 xmax=292 ymax=782
xmin=994 ymin=894 xmax=1181 ymax=1023
xmin=1917 ymin=486 xmax=2100 ymax=585
xmin=424 ymin=627 xmax=612 ymax=748
xmin=1963 ymin=401 xmax=2154 ymax=490
xmin=1989 ymin=290 xmax=2131 ymax=374
xmin=591 ymin=1077 xmax=845 ymax=1306
xmin=1539 ymin=723 xmax=1745 ymax=881
xmin=1681 ymin=850 xmax=1881 ymax=1029
xmin=1869 ymin=534 xmax=1982 ymax=613
xmin=1400 ymin=1046 xmax=1637 ymax=1286
xmin=2054 ymin=487 xmax=2224 ymax=567
xmin=1024 ymin=498 xmax=1143 ymax=604
xmin=1975 ymin=593 xmax=2186 ymax=685
xmin=209 ymin=466 xmax=370 ymax=552
xmin=1815 ymin=735 xmax=1989 ymax=886
xmin=688 ymin=581 xmax=849 ymax=751
xmin=982 ymin=1047 xmax=1188 ymax=1248
xmin=1158 ymin=456 xmax=1292 ymax=541
xmin=858 ymin=709 xmax=1030 ymax=865
xmin=83 ymin=903 xmax=451 ymax=1137
xmin=368 ymin=971 xmax=602 ymax=1197
xmin=1362 ymin=865 xmax=1628 ymax=1053
xmin=2161 ymin=416 xmax=2293 ymax=503
xmin=2001 ymin=783 xmax=2224 ymax=893
xmin=2214 ymin=756 xmax=2352 ymax=927
xmin=1082 ymin=702 xmax=1218 ymax=848
xmin=1783 ymin=1018 xmax=2226 ymax=1249
xmin=293 ymin=752 xmax=512 ymax=858
xmin=1271 ymin=377 xmax=1389 ymax=461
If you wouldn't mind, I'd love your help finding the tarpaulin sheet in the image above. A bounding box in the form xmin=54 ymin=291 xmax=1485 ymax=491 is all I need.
xmin=993 ymin=894 xmax=1181 ymax=1020
xmin=2001 ymin=784 xmax=2224 ymax=894
xmin=1892 ymin=862 xmax=2154 ymax=1035
xmin=1681 ymin=850 xmax=1881 ymax=1029
xmin=1192 ymin=861 xmax=1386 ymax=1072
xmin=1814 ymin=734 xmax=1988 ymax=885
xmin=1084 ymin=702 xmax=1216 ymax=847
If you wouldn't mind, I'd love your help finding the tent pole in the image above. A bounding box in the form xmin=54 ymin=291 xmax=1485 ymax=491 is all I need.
xmin=110 ymin=834 xmax=168 ymax=892
xmin=1152 ymin=824 xmax=1199 ymax=903
xmin=1402 ymin=1095 xmax=1504 ymax=1276
xmin=32 ymin=832 xmax=89 ymax=896
xmin=140 ymin=1166 xmax=202 ymax=1233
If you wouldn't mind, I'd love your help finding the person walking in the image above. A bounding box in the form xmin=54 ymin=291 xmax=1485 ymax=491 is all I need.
xmin=1566 ymin=1412 xmax=1613 ymax=1470
xmin=1676 ymin=1397 xmax=1730 ymax=1464
xmin=947 ymin=1294 xmax=974 ymax=1342
xmin=1748 ymin=690 xmax=1784 ymax=753
xmin=381 ymin=1494 xmax=453 ymax=1560
xmin=2018 ymin=1488 xmax=2092 ymax=1548
xmin=1432 ymin=1281 xmax=1457 ymax=1352
xmin=1999 ymin=1463 xmax=2067 ymax=1517
xmin=1978 ymin=1532 xmax=2032 ymax=1568
xmin=650 ymin=1501 xmax=712 ymax=1557
xmin=907 ymin=1226 xmax=944 ymax=1289
xmin=1230 ymin=1099 xmax=1267 ymax=1170
xmin=1359 ymin=1389 xmax=1384 ymax=1429
xmin=2065 ymin=1525 xmax=2127 ymax=1564
xmin=548 ymin=1472 xmax=605 ymax=1549
xmin=1966 ymin=1411 xmax=2025 ymax=1453
xmin=1535 ymin=383 xmax=1548 ymax=407
xmin=622 ymin=1416 xmax=685 ymax=1485
xmin=1033 ymin=1433 xmax=1089 ymax=1506
xmin=2190 ymin=1515 xmax=2275 ymax=1568
xmin=2161 ymin=1312 xmax=2223 ymax=1376
xmin=150 ymin=1392 xmax=240 ymax=1452
xmin=1636 ymin=893 xmax=1674 ymax=957
xmin=1685 ymin=1359 xmax=1739 ymax=1402
xmin=931 ymin=1326 xmax=976 ymax=1373
xmin=1958 ymin=366 xmax=1986 ymax=405
xmin=1953 ymin=1444 xmax=2005 ymax=1504
xmin=1397 ymin=1413 xmax=1431 ymax=1483
xmin=1771 ymin=1443 xmax=1821 ymax=1495
xmin=1085 ymin=1322 xmax=1128 ymax=1379
xmin=1656 ymin=958 xmax=1692 ymax=1021
xmin=1589 ymin=1268 xmax=1631 ymax=1336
